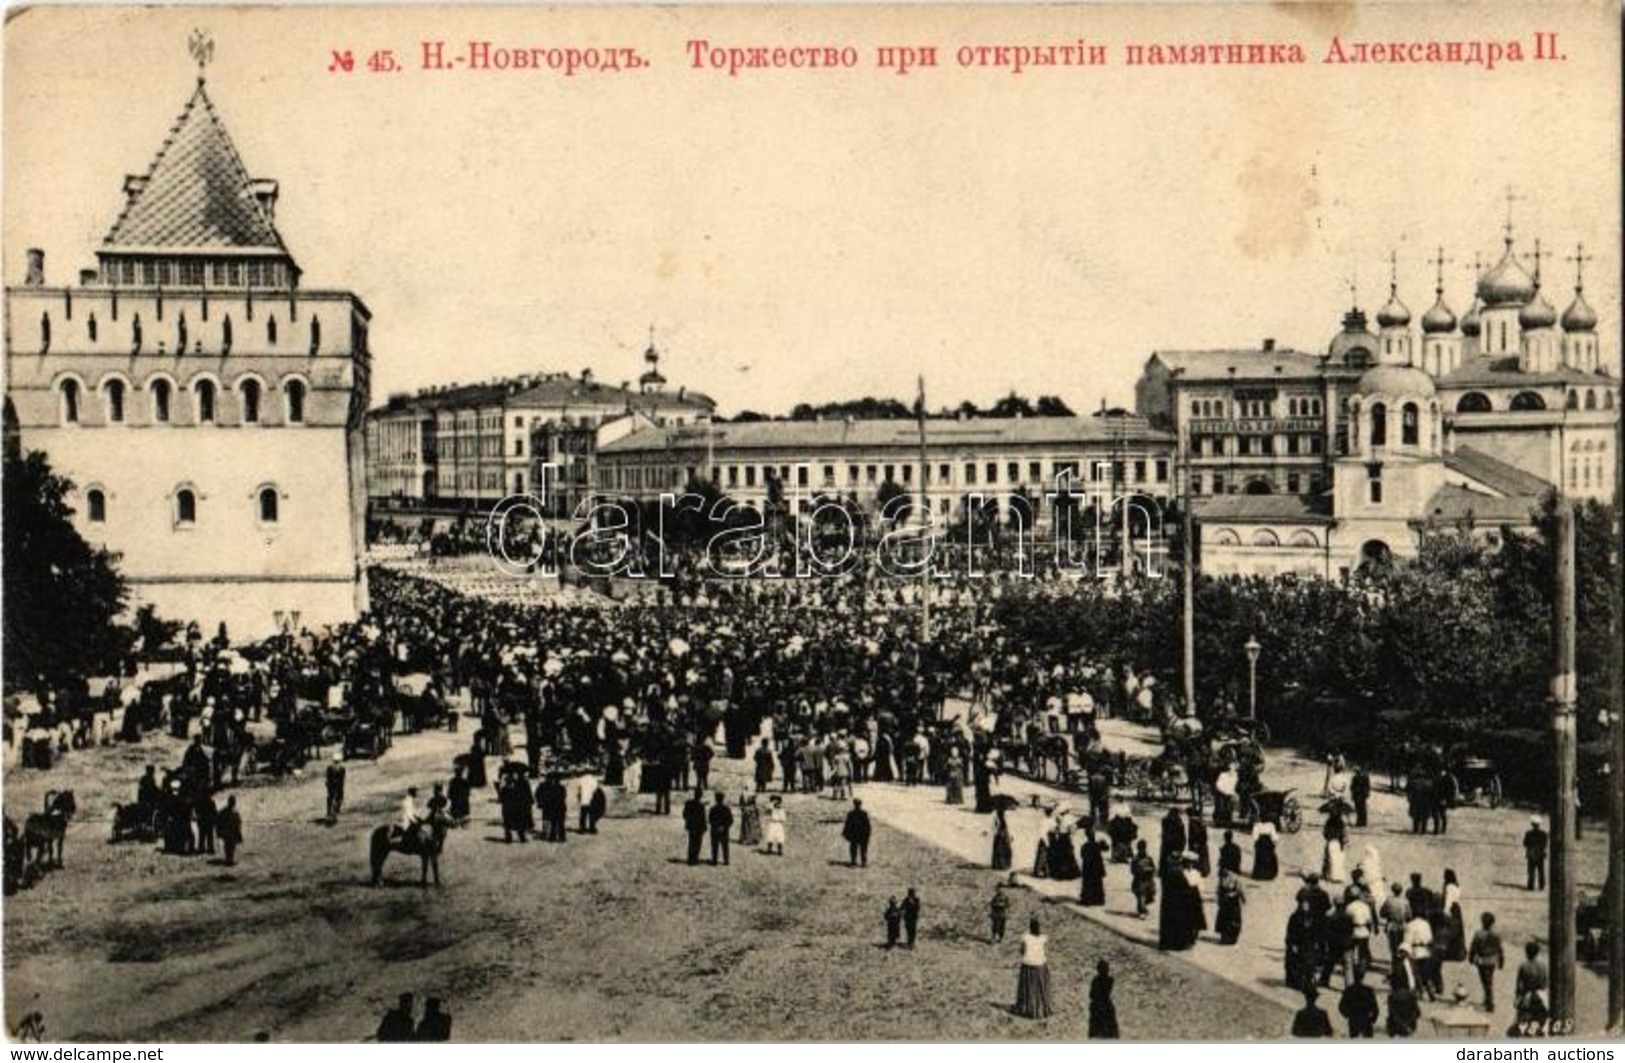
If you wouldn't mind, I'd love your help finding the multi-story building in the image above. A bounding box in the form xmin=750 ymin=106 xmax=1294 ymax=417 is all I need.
xmin=1134 ymin=223 xmax=1618 ymax=579
xmin=593 ymin=411 xmax=1175 ymax=530
xmin=4 ymin=75 xmax=372 ymax=636
xmin=1136 ymin=226 xmax=1618 ymax=508
xmin=365 ymin=345 xmax=715 ymax=510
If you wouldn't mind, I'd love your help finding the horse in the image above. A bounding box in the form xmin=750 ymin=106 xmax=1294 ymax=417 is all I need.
xmin=369 ymin=813 xmax=448 ymax=888
xmin=23 ymin=790 xmax=76 ymax=870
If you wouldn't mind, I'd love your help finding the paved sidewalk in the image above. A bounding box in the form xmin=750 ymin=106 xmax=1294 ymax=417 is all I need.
xmin=856 ymin=718 xmax=1614 ymax=1038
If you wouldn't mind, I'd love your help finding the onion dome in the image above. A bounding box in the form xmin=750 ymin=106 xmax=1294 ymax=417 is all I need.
xmin=1376 ymin=291 xmax=1411 ymax=329
xmin=1519 ymin=287 xmax=1557 ymax=330
xmin=1460 ymin=298 xmax=1483 ymax=338
xmin=1561 ymin=291 xmax=1597 ymax=333
xmin=1421 ymin=294 xmax=1456 ymax=334
xmin=1477 ymin=244 xmax=1536 ymax=308
xmin=1356 ymin=363 xmax=1436 ymax=398
xmin=1328 ymin=307 xmax=1378 ymax=362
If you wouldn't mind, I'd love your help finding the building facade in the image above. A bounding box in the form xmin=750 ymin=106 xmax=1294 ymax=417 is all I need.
xmin=1135 ymin=225 xmax=1618 ymax=579
xmin=4 ymin=76 xmax=371 ymax=638
xmin=593 ymin=412 xmax=1175 ymax=530
xmin=365 ymin=345 xmax=715 ymax=510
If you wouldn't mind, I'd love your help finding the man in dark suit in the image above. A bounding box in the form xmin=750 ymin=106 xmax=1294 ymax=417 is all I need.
xmin=682 ymin=791 xmax=707 ymax=865
xmin=843 ymin=798 xmax=871 ymax=867
xmin=414 ymin=997 xmax=452 ymax=1042
xmin=1350 ymin=767 xmax=1371 ymax=828
xmin=377 ymin=993 xmax=416 ymax=1042
xmin=1522 ymin=818 xmax=1548 ymax=891
xmin=538 ymin=774 xmax=568 ymax=843
xmin=901 ymin=888 xmax=922 ymax=948
xmin=708 ymin=791 xmax=734 ymax=865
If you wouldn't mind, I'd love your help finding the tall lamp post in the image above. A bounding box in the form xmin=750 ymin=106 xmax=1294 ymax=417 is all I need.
xmin=1244 ymin=635 xmax=1262 ymax=721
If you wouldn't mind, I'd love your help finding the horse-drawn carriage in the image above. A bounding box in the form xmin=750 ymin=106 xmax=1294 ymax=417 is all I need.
xmin=1236 ymin=787 xmax=1303 ymax=833
xmin=1450 ymin=755 xmax=1503 ymax=809
xmin=392 ymin=673 xmax=456 ymax=734
xmin=344 ymin=717 xmax=393 ymax=760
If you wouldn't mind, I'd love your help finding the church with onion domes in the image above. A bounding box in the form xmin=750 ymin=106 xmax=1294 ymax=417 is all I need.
xmin=1135 ymin=214 xmax=1617 ymax=580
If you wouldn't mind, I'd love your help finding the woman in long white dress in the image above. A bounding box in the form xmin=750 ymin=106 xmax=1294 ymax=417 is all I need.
xmin=1322 ymin=836 xmax=1348 ymax=883
xmin=763 ymin=797 xmax=786 ymax=855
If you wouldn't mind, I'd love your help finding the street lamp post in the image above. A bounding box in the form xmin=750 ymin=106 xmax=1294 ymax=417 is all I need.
xmin=1244 ymin=635 xmax=1262 ymax=721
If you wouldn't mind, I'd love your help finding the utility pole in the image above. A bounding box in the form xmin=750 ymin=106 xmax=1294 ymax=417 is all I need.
xmin=1611 ymin=366 xmax=1625 ymax=1034
xmin=1182 ymin=428 xmax=1196 ymax=715
xmin=1551 ymin=499 xmax=1579 ymax=1030
xmin=916 ymin=375 xmax=931 ymax=646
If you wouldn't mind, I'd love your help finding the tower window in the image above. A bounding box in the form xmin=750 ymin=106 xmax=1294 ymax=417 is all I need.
xmin=60 ymin=379 xmax=80 ymax=424
xmin=86 ymin=489 xmax=106 ymax=523
xmin=131 ymin=314 xmax=143 ymax=354
xmin=309 ymin=317 xmax=321 ymax=354
xmin=105 ymin=379 xmax=126 ymax=423
xmin=39 ymin=312 xmax=51 ymax=353
xmin=175 ymin=488 xmax=197 ymax=525
xmin=241 ymin=379 xmax=262 ymax=423
xmin=284 ymin=379 xmax=306 ymax=424
xmin=1401 ymin=403 xmax=1418 ymax=446
xmin=195 ymin=379 xmax=216 ymax=423
xmin=222 ymin=315 xmax=233 ymax=354
xmin=88 ymin=313 xmax=98 ymax=343
xmin=152 ymin=379 xmax=172 ymax=423
xmin=258 ymin=487 xmax=279 ymax=523
xmin=267 ymin=315 xmax=278 ymax=345
xmin=1369 ymin=402 xmax=1387 ymax=447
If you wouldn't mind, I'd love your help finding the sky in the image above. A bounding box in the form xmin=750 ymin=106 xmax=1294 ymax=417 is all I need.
xmin=5 ymin=3 xmax=1619 ymax=417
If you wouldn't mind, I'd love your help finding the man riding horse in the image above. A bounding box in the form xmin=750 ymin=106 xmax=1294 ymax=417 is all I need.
xmin=370 ymin=810 xmax=449 ymax=888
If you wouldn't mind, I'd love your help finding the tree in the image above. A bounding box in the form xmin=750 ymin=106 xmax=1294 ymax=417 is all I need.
xmin=1035 ymin=395 xmax=1075 ymax=417
xmin=3 ymin=449 xmax=133 ymax=690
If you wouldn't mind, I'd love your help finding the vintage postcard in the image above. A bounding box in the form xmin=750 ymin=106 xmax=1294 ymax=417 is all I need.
xmin=3 ymin=1 xmax=1621 ymax=1045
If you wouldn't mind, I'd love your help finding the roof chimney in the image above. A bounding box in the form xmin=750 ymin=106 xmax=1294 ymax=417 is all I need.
xmin=1263 ymin=337 xmax=1275 ymax=351
xmin=580 ymin=367 xmax=594 ymax=384
xmin=24 ymin=249 xmax=44 ymax=286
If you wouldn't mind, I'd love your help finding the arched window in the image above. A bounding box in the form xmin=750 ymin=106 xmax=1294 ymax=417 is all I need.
xmin=1369 ymin=402 xmax=1387 ymax=446
xmin=1585 ymin=390 xmax=1598 ymax=411
xmin=87 ymin=313 xmax=98 ymax=343
xmin=1212 ymin=529 xmax=1241 ymax=546
xmin=1190 ymin=400 xmax=1200 ymax=416
xmin=1401 ymin=402 xmax=1419 ymax=446
xmin=1607 ymin=391 xmax=1617 ymax=410
xmin=309 ymin=316 xmax=321 ymax=354
xmin=131 ymin=313 xmax=143 ymax=354
xmin=86 ymin=488 xmax=106 ymax=523
xmin=175 ymin=488 xmax=197 ymax=525
xmin=1250 ymin=529 xmax=1280 ymax=547
xmin=222 ymin=315 xmax=234 ymax=355
xmin=60 ymin=379 xmax=81 ymax=424
xmin=284 ymin=379 xmax=306 ymax=424
xmin=257 ymin=486 xmax=279 ymax=523
xmin=267 ymin=315 xmax=278 ymax=345
xmin=1457 ymin=392 xmax=1492 ymax=413
xmin=240 ymin=379 xmax=262 ymax=424
xmin=1567 ymin=391 xmax=1580 ymax=409
xmin=1289 ymin=529 xmax=1320 ymax=547
xmin=104 ymin=379 xmax=126 ymax=423
xmin=1510 ymin=391 xmax=1547 ymax=411
xmin=195 ymin=379 xmax=216 ymax=424
xmin=151 ymin=379 xmax=172 ymax=423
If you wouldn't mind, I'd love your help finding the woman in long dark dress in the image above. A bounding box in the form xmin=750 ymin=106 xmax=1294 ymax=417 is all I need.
xmin=1158 ymin=855 xmax=1188 ymax=950
xmin=1216 ymin=869 xmax=1246 ymax=944
xmin=990 ymin=809 xmax=1013 ymax=871
xmin=1048 ymin=826 xmax=1081 ymax=881
xmin=1284 ymin=898 xmax=1320 ymax=991
xmin=1179 ymin=854 xmax=1209 ymax=946
xmin=872 ymin=733 xmax=896 ymax=783
xmin=1088 ymin=960 xmax=1120 ymax=1039
xmin=1252 ymin=824 xmax=1279 ymax=881
xmin=1013 ymin=918 xmax=1053 ymax=1019
xmin=1078 ymin=828 xmax=1107 ymax=907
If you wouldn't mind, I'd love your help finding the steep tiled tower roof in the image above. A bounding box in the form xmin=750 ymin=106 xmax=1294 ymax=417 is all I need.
xmin=102 ymin=82 xmax=290 ymax=257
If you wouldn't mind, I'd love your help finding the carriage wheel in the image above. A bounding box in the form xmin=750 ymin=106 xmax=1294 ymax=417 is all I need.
xmin=1280 ymin=798 xmax=1302 ymax=833
xmin=1487 ymin=775 xmax=1502 ymax=809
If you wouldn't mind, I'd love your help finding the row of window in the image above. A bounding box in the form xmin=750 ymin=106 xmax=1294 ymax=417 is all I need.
xmin=1192 ymin=434 xmax=1325 ymax=457
xmin=101 ymin=258 xmax=292 ymax=290
xmin=1210 ymin=528 xmax=1321 ymax=548
xmin=1190 ymin=472 xmax=1324 ymax=496
xmin=39 ymin=309 xmax=319 ymax=357
xmin=1366 ymin=402 xmax=1422 ymax=448
xmin=58 ymin=376 xmax=307 ymax=426
xmin=82 ymin=485 xmax=282 ymax=527
xmin=1189 ymin=397 xmax=1324 ymax=419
